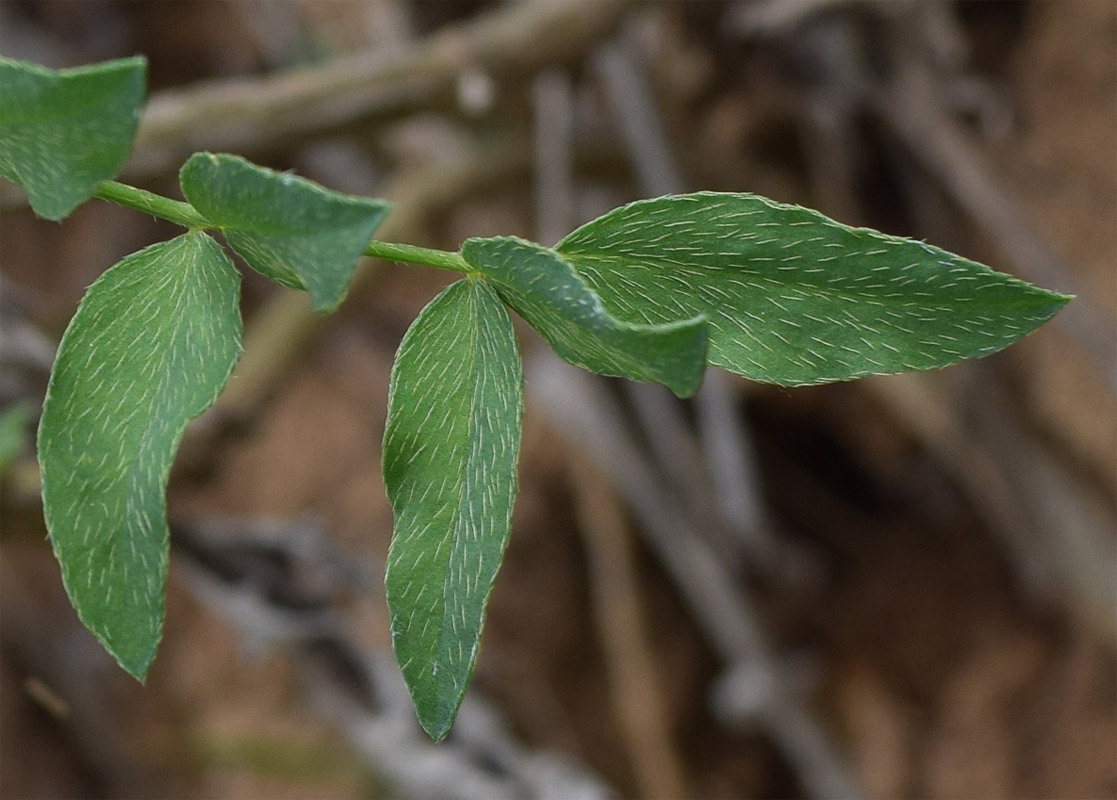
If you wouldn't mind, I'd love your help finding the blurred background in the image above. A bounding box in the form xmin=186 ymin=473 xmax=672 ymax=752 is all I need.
xmin=1 ymin=1 xmax=1114 ymax=797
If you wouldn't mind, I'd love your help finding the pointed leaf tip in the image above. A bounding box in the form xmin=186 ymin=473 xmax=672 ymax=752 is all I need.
xmin=383 ymin=279 xmax=523 ymax=739
xmin=558 ymin=192 xmax=1070 ymax=386
xmin=38 ymin=232 xmax=242 ymax=679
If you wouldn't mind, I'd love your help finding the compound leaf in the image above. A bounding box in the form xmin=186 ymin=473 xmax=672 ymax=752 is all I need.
xmin=180 ymin=152 xmax=390 ymax=312
xmin=38 ymin=232 xmax=242 ymax=680
xmin=558 ymin=192 xmax=1072 ymax=386
xmin=462 ymin=236 xmax=707 ymax=397
xmin=382 ymin=279 xmax=522 ymax=741
xmin=0 ymin=56 xmax=146 ymax=220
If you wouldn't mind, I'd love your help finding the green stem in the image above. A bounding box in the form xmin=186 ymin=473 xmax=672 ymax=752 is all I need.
xmin=363 ymin=240 xmax=469 ymax=273
xmin=95 ymin=181 xmax=210 ymax=229
xmin=94 ymin=180 xmax=470 ymax=274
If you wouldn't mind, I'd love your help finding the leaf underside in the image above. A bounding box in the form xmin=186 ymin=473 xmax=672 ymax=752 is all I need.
xmin=382 ymin=278 xmax=523 ymax=740
xmin=558 ymin=192 xmax=1072 ymax=386
xmin=0 ymin=56 xmax=145 ymax=220
xmin=462 ymin=236 xmax=708 ymax=397
xmin=38 ymin=232 xmax=242 ymax=680
xmin=179 ymin=152 xmax=390 ymax=312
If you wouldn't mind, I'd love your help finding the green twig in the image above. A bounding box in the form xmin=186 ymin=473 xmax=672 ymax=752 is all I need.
xmin=363 ymin=240 xmax=469 ymax=273
xmin=95 ymin=180 xmax=210 ymax=228
xmin=94 ymin=180 xmax=468 ymax=273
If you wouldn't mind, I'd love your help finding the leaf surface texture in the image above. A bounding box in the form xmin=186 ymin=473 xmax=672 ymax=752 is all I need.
xmin=180 ymin=152 xmax=389 ymax=311
xmin=462 ymin=236 xmax=707 ymax=397
xmin=382 ymin=279 xmax=523 ymax=740
xmin=38 ymin=232 xmax=242 ymax=679
xmin=0 ymin=56 xmax=145 ymax=219
xmin=558 ymin=192 xmax=1071 ymax=385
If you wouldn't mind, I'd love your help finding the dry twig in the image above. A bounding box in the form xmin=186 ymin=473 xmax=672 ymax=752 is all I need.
xmin=172 ymin=518 xmax=612 ymax=800
xmin=530 ymin=356 xmax=862 ymax=800
xmin=570 ymin=458 xmax=689 ymax=799
xmin=0 ymin=0 xmax=632 ymax=212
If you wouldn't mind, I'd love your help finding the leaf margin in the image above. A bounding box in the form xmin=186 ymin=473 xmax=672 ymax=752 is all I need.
xmin=461 ymin=235 xmax=709 ymax=397
xmin=381 ymin=277 xmax=524 ymax=740
xmin=179 ymin=151 xmax=391 ymax=312
xmin=37 ymin=230 xmax=243 ymax=680
xmin=0 ymin=55 xmax=146 ymax=220
xmin=557 ymin=191 xmax=1072 ymax=386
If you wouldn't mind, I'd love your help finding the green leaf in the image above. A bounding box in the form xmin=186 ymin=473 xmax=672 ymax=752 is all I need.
xmin=179 ymin=152 xmax=390 ymax=312
xmin=557 ymin=192 xmax=1072 ymax=386
xmin=0 ymin=56 xmax=146 ymax=220
xmin=38 ymin=232 xmax=242 ymax=680
xmin=461 ymin=236 xmax=708 ymax=397
xmin=382 ymin=279 xmax=523 ymax=740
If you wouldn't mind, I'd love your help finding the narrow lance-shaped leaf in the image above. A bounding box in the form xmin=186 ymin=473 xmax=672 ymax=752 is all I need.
xmin=38 ymin=232 xmax=242 ymax=680
xmin=461 ymin=236 xmax=708 ymax=398
xmin=180 ymin=152 xmax=390 ymax=312
xmin=383 ymin=279 xmax=523 ymax=740
xmin=0 ymin=56 xmax=146 ymax=220
xmin=557 ymin=192 xmax=1072 ymax=386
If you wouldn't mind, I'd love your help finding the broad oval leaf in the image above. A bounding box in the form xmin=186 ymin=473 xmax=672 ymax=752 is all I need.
xmin=382 ymin=279 xmax=523 ymax=741
xmin=0 ymin=56 xmax=146 ymax=220
xmin=179 ymin=152 xmax=390 ymax=312
xmin=557 ymin=192 xmax=1072 ymax=386
xmin=462 ymin=236 xmax=708 ymax=397
xmin=38 ymin=232 xmax=242 ymax=680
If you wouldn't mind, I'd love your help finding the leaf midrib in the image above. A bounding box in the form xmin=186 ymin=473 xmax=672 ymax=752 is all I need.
xmin=122 ymin=238 xmax=201 ymax=526
xmin=558 ymin=248 xmax=1057 ymax=316
xmin=436 ymin=280 xmax=485 ymax=669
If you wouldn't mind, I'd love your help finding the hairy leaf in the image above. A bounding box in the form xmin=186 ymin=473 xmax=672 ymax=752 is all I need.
xmin=558 ymin=192 xmax=1071 ymax=386
xmin=382 ymin=279 xmax=522 ymax=740
xmin=462 ymin=236 xmax=707 ymax=397
xmin=180 ymin=152 xmax=390 ymax=312
xmin=0 ymin=56 xmax=146 ymax=220
xmin=38 ymin=232 xmax=242 ymax=679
